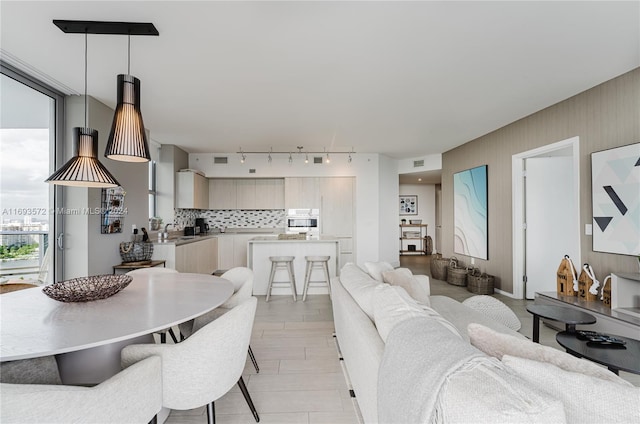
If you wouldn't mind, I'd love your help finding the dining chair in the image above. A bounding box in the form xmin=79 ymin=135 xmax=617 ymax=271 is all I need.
xmin=121 ymin=297 xmax=260 ymax=424
xmin=179 ymin=267 xmax=260 ymax=372
xmin=126 ymin=267 xmax=181 ymax=343
xmin=0 ymin=355 xmax=162 ymax=424
xmin=0 ymin=356 xmax=62 ymax=385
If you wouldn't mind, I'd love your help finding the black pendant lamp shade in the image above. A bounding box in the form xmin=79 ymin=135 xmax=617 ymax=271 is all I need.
xmin=46 ymin=128 xmax=120 ymax=187
xmin=105 ymin=74 xmax=151 ymax=162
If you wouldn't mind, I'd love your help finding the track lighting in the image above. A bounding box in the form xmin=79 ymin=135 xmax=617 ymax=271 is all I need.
xmin=236 ymin=147 xmax=355 ymax=164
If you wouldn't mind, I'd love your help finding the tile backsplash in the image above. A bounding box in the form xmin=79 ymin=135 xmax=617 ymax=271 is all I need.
xmin=175 ymin=209 xmax=285 ymax=229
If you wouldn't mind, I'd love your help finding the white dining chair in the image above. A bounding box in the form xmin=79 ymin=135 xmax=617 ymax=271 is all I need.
xmin=121 ymin=297 xmax=259 ymax=424
xmin=0 ymin=356 xmax=62 ymax=385
xmin=127 ymin=267 xmax=181 ymax=343
xmin=0 ymin=355 xmax=162 ymax=424
xmin=179 ymin=267 xmax=260 ymax=372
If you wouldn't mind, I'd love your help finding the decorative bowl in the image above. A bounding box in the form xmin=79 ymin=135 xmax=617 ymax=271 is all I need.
xmin=43 ymin=274 xmax=132 ymax=302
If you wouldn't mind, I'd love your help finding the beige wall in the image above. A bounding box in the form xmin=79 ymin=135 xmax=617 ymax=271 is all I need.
xmin=441 ymin=68 xmax=639 ymax=295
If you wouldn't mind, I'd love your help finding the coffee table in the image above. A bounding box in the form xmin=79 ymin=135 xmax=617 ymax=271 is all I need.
xmin=556 ymin=331 xmax=640 ymax=375
xmin=526 ymin=304 xmax=596 ymax=343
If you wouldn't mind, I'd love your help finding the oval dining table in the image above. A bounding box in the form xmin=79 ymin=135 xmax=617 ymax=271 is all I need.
xmin=0 ymin=272 xmax=234 ymax=385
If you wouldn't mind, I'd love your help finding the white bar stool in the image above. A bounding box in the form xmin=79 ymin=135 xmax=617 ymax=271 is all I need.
xmin=302 ymin=256 xmax=331 ymax=301
xmin=266 ymin=256 xmax=297 ymax=302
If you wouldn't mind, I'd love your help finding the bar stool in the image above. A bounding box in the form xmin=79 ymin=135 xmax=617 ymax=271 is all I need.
xmin=302 ymin=256 xmax=331 ymax=301
xmin=266 ymin=256 xmax=297 ymax=302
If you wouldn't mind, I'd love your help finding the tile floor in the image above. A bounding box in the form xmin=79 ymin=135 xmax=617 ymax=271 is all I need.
xmin=166 ymin=255 xmax=638 ymax=424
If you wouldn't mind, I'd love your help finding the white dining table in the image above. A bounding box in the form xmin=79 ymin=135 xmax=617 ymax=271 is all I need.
xmin=0 ymin=272 xmax=234 ymax=385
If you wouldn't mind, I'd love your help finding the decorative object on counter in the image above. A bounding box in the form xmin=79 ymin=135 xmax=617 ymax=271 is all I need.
xmin=467 ymin=268 xmax=495 ymax=295
xmin=601 ymin=275 xmax=612 ymax=307
xmin=149 ymin=217 xmax=162 ymax=231
xmin=141 ymin=227 xmax=149 ymax=242
xmin=43 ymin=274 xmax=132 ymax=302
xmin=430 ymin=254 xmax=449 ymax=281
xmin=278 ymin=233 xmax=306 ymax=240
xmin=446 ymin=256 xmax=468 ymax=286
xmin=556 ymin=255 xmax=578 ymax=296
xmin=101 ymin=186 xmax=126 ymax=234
xmin=578 ymin=263 xmax=600 ymax=302
xmin=454 ymin=164 xmax=488 ymax=260
xmin=401 ymin=219 xmax=407 ymax=225
xmin=399 ymin=195 xmax=417 ymax=215
xmin=119 ymin=241 xmax=153 ymax=264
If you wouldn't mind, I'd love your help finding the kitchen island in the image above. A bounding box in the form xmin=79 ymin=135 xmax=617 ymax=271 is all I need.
xmin=248 ymin=236 xmax=340 ymax=296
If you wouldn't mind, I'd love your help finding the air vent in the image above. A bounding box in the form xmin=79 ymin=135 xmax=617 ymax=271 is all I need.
xmin=249 ymin=169 xmax=256 ymax=174
xmin=213 ymin=156 xmax=228 ymax=164
xmin=413 ymin=160 xmax=424 ymax=168
xmin=313 ymin=157 xmax=323 ymax=164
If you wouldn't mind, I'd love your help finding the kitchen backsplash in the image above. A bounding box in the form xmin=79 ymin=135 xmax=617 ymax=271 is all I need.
xmin=175 ymin=209 xmax=286 ymax=229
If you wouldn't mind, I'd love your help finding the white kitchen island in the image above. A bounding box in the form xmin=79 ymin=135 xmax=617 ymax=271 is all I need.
xmin=248 ymin=236 xmax=340 ymax=296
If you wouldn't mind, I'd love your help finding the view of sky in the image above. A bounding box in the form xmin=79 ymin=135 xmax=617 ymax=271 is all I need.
xmin=0 ymin=129 xmax=50 ymax=222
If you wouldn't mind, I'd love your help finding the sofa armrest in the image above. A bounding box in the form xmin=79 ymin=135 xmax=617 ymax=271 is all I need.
xmin=413 ymin=274 xmax=431 ymax=297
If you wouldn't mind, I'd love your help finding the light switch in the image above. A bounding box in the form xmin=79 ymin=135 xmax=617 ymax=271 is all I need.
xmin=585 ymin=224 xmax=592 ymax=235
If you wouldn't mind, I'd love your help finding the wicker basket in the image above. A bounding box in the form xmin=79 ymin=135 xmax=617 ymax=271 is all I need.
xmin=467 ymin=269 xmax=495 ymax=294
xmin=447 ymin=257 xmax=468 ymax=286
xmin=119 ymin=242 xmax=154 ymax=263
xmin=430 ymin=255 xmax=449 ymax=280
xmin=43 ymin=274 xmax=132 ymax=302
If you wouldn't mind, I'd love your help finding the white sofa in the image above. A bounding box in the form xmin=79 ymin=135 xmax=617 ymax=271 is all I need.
xmin=331 ymin=263 xmax=639 ymax=424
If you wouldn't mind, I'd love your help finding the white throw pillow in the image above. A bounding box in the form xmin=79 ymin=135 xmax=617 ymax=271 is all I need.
xmin=382 ymin=267 xmax=431 ymax=306
xmin=468 ymin=323 xmax=629 ymax=384
xmin=339 ymin=263 xmax=380 ymax=321
xmin=503 ymin=355 xmax=640 ymax=424
xmin=372 ymin=284 xmax=427 ymax=342
xmin=364 ymin=261 xmax=394 ymax=281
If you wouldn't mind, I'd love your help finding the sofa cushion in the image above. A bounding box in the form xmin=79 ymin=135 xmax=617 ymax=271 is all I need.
xmin=372 ymin=284 xmax=427 ymax=342
xmin=339 ymin=263 xmax=380 ymax=321
xmin=364 ymin=261 xmax=394 ymax=281
xmin=503 ymin=355 xmax=639 ymax=424
xmin=382 ymin=267 xmax=430 ymax=306
xmin=468 ymin=323 xmax=629 ymax=384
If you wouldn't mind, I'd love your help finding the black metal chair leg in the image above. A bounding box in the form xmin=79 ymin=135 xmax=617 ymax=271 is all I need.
xmin=248 ymin=345 xmax=259 ymax=373
xmin=206 ymin=401 xmax=215 ymax=424
xmin=237 ymin=376 xmax=260 ymax=422
xmin=168 ymin=328 xmax=179 ymax=344
xmin=159 ymin=332 xmax=167 ymax=344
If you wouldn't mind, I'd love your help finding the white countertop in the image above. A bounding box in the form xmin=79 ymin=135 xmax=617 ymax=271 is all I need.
xmin=249 ymin=236 xmax=338 ymax=242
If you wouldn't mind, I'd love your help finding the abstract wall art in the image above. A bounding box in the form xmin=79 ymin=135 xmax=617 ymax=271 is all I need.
xmin=399 ymin=195 xmax=418 ymax=215
xmin=591 ymin=142 xmax=640 ymax=256
xmin=454 ymin=165 xmax=488 ymax=260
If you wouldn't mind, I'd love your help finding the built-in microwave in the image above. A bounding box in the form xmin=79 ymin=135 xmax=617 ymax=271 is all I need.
xmin=286 ymin=209 xmax=320 ymax=237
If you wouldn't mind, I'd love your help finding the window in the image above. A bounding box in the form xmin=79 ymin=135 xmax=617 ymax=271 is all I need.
xmin=148 ymin=160 xmax=157 ymax=219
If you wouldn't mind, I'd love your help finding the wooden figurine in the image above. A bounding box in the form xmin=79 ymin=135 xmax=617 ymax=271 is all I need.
xmin=556 ymin=255 xmax=578 ymax=296
xmin=601 ymin=275 xmax=612 ymax=308
xmin=578 ymin=263 xmax=599 ymax=302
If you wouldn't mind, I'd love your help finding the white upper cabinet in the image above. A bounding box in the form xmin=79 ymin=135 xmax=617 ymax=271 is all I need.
xmin=256 ymin=179 xmax=284 ymax=209
xmin=208 ymin=178 xmax=284 ymax=210
xmin=176 ymin=171 xmax=209 ymax=209
xmin=320 ymin=177 xmax=354 ymax=237
xmin=284 ymin=177 xmax=321 ymax=209
xmin=236 ymin=179 xmax=257 ymax=209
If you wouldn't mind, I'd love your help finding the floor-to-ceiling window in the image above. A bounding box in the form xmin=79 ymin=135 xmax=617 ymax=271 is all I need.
xmin=0 ymin=63 xmax=65 ymax=285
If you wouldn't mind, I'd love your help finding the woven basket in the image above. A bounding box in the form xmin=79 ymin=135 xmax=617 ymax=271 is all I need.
xmin=119 ymin=242 xmax=154 ymax=263
xmin=430 ymin=255 xmax=449 ymax=280
xmin=447 ymin=257 xmax=468 ymax=286
xmin=43 ymin=274 xmax=132 ymax=302
xmin=467 ymin=269 xmax=495 ymax=294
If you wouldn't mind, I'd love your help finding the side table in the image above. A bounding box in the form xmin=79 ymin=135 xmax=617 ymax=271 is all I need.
xmin=556 ymin=331 xmax=640 ymax=375
xmin=526 ymin=304 xmax=596 ymax=343
xmin=112 ymin=260 xmax=166 ymax=274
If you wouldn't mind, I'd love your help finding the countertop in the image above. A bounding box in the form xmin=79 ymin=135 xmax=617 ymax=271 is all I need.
xmin=153 ymin=229 xmax=284 ymax=246
xmin=249 ymin=236 xmax=338 ymax=243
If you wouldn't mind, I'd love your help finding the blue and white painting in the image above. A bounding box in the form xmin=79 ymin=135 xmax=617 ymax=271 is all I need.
xmin=591 ymin=142 xmax=640 ymax=256
xmin=454 ymin=165 xmax=488 ymax=260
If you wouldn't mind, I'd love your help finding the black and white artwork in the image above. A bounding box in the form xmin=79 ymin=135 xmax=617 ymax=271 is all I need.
xmin=399 ymin=195 xmax=417 ymax=215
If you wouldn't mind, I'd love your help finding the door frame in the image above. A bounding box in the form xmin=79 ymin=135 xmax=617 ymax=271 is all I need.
xmin=511 ymin=136 xmax=580 ymax=299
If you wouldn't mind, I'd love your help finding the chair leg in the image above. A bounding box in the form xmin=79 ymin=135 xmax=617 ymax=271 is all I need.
xmin=238 ymin=376 xmax=260 ymax=422
xmin=168 ymin=328 xmax=179 ymax=344
xmin=266 ymin=262 xmax=276 ymax=302
xmin=248 ymin=345 xmax=259 ymax=373
xmin=206 ymin=401 xmax=215 ymax=424
xmin=288 ymin=262 xmax=297 ymax=302
xmin=323 ymin=262 xmax=332 ymax=299
xmin=302 ymin=260 xmax=311 ymax=302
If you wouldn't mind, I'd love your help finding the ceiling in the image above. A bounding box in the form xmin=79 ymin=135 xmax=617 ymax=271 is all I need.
xmin=1 ymin=1 xmax=639 ymax=160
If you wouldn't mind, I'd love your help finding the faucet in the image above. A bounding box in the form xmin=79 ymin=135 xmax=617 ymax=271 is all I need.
xmin=163 ymin=223 xmax=173 ymax=239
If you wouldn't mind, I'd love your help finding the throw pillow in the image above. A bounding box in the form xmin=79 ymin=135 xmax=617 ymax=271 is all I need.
xmin=468 ymin=323 xmax=629 ymax=384
xmin=503 ymin=355 xmax=639 ymax=424
xmin=364 ymin=261 xmax=394 ymax=281
xmin=372 ymin=284 xmax=427 ymax=342
xmin=382 ymin=267 xmax=430 ymax=306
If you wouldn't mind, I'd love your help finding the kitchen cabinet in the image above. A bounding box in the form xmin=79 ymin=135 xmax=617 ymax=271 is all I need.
xmin=176 ymin=171 xmax=209 ymax=209
xmin=209 ymin=179 xmax=236 ymax=209
xmin=153 ymin=237 xmax=218 ymax=274
xmin=320 ymin=177 xmax=354 ymax=237
xmin=256 ymin=179 xmax=285 ymax=209
xmin=284 ymin=177 xmax=320 ymax=209
xmin=236 ymin=180 xmax=257 ymax=209
xmin=216 ymin=236 xmax=235 ymax=270
xmin=232 ymin=234 xmax=254 ymax=267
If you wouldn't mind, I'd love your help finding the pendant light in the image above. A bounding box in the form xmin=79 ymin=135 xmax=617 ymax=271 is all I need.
xmin=105 ymin=33 xmax=151 ymax=162
xmin=46 ymin=32 xmax=120 ymax=187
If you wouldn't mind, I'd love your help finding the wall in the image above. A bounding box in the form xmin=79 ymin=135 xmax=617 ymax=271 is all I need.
xmin=441 ymin=68 xmax=640 ymax=295
xmin=399 ymin=183 xmax=436 ymax=251
xmin=63 ymin=95 xmax=149 ymax=278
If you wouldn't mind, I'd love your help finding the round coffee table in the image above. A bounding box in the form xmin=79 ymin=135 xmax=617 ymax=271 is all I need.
xmin=526 ymin=304 xmax=596 ymax=343
xmin=556 ymin=331 xmax=640 ymax=375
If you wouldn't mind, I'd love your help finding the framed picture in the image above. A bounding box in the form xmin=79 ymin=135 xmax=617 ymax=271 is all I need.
xmin=399 ymin=195 xmax=418 ymax=215
xmin=454 ymin=165 xmax=488 ymax=260
xmin=591 ymin=142 xmax=640 ymax=256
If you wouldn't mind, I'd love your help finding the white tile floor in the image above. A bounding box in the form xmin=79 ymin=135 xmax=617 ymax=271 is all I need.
xmin=166 ymin=256 xmax=638 ymax=423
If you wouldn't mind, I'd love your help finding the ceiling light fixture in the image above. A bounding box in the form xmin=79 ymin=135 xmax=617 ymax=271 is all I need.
xmin=53 ymin=20 xmax=159 ymax=163
xmin=288 ymin=152 xmax=293 ymax=164
xmin=46 ymin=31 xmax=120 ymax=187
xmin=268 ymin=148 xmax=273 ymax=164
xmin=237 ymin=147 xmax=355 ymax=164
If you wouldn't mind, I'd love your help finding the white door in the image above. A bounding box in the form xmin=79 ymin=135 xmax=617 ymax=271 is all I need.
xmin=524 ymin=156 xmax=577 ymax=299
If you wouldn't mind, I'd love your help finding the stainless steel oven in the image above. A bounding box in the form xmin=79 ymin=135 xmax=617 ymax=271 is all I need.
xmin=286 ymin=208 xmax=320 ymax=238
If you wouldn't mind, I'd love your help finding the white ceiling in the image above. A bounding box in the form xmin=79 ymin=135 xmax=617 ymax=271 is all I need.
xmin=1 ymin=1 xmax=639 ymax=159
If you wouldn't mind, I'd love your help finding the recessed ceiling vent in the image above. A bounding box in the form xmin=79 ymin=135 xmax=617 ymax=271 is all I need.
xmin=213 ymin=156 xmax=228 ymax=164
xmin=249 ymin=169 xmax=256 ymax=174
xmin=313 ymin=157 xmax=323 ymax=164
xmin=413 ymin=159 xmax=424 ymax=168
